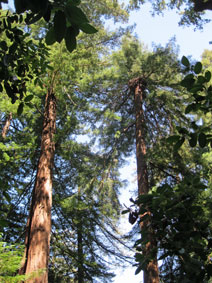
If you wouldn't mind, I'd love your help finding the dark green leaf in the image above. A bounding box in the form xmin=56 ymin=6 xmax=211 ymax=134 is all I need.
xmin=189 ymin=133 xmax=198 ymax=147
xmin=68 ymin=0 xmax=81 ymax=5
xmin=135 ymin=264 xmax=143 ymax=275
xmin=194 ymin=62 xmax=202 ymax=74
xmin=43 ymin=4 xmax=51 ymax=22
xmin=181 ymin=74 xmax=195 ymax=90
xmin=205 ymin=70 xmax=211 ymax=82
xmin=17 ymin=102 xmax=24 ymax=116
xmin=137 ymin=194 xmax=153 ymax=205
xmin=194 ymin=94 xmax=205 ymax=102
xmin=65 ymin=27 xmax=76 ymax=52
xmin=54 ymin=10 xmax=66 ymax=43
xmin=4 ymin=82 xmax=14 ymax=99
xmin=197 ymin=75 xmax=206 ymax=84
xmin=0 ymin=83 xmax=2 ymax=92
xmin=26 ymin=12 xmax=43 ymax=25
xmin=181 ymin=56 xmax=190 ymax=67
xmin=0 ymin=41 xmax=8 ymax=51
xmin=79 ymin=23 xmax=98 ymax=34
xmin=45 ymin=27 xmax=56 ymax=45
xmin=190 ymin=85 xmax=203 ymax=93
xmin=14 ymin=0 xmax=27 ymax=13
xmin=166 ymin=135 xmax=180 ymax=144
xmin=3 ymin=191 xmax=11 ymax=202
xmin=65 ymin=4 xmax=89 ymax=24
xmin=121 ymin=209 xmax=130 ymax=215
xmin=178 ymin=127 xmax=188 ymax=135
xmin=9 ymin=42 xmax=17 ymax=53
xmin=0 ymin=219 xmax=9 ymax=227
xmin=174 ymin=137 xmax=185 ymax=151
xmin=24 ymin=95 xmax=33 ymax=102
xmin=198 ymin=132 xmax=207 ymax=148
xmin=25 ymin=102 xmax=34 ymax=108
xmin=185 ymin=103 xmax=200 ymax=114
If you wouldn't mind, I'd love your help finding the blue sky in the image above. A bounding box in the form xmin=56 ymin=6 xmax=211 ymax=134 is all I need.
xmin=129 ymin=3 xmax=212 ymax=60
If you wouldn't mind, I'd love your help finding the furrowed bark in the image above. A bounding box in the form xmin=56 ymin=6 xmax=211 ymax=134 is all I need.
xmin=19 ymin=87 xmax=56 ymax=282
xmin=129 ymin=77 xmax=159 ymax=283
xmin=1 ymin=112 xmax=12 ymax=139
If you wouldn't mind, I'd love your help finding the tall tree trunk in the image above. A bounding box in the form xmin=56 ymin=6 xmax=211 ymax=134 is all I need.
xmin=1 ymin=112 xmax=12 ymax=139
xmin=129 ymin=77 xmax=159 ymax=283
xmin=19 ymin=87 xmax=56 ymax=282
xmin=77 ymin=188 xmax=84 ymax=283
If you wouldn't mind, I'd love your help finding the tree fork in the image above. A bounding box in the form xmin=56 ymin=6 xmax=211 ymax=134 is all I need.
xmin=129 ymin=77 xmax=159 ymax=283
xmin=19 ymin=87 xmax=56 ymax=282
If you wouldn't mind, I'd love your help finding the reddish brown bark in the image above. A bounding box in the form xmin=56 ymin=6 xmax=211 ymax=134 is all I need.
xmin=129 ymin=77 xmax=159 ymax=283
xmin=1 ymin=112 xmax=12 ymax=139
xmin=19 ymin=88 xmax=56 ymax=282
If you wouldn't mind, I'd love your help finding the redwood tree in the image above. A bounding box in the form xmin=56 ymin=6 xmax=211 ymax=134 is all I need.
xmin=129 ymin=77 xmax=159 ymax=283
xmin=19 ymin=85 xmax=56 ymax=282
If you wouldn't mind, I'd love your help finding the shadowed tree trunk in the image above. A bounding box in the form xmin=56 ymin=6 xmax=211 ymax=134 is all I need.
xmin=19 ymin=86 xmax=56 ymax=282
xmin=129 ymin=77 xmax=159 ymax=283
xmin=77 ymin=188 xmax=84 ymax=283
xmin=1 ymin=112 xmax=12 ymax=139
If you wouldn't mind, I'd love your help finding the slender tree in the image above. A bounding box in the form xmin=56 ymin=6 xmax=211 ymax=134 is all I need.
xmin=129 ymin=77 xmax=159 ymax=283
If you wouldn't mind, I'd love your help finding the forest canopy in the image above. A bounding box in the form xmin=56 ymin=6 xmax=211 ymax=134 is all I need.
xmin=0 ymin=1 xmax=212 ymax=283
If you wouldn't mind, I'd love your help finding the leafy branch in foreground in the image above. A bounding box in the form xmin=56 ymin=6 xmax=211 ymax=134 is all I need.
xmin=167 ymin=55 xmax=212 ymax=150
xmin=0 ymin=237 xmax=26 ymax=282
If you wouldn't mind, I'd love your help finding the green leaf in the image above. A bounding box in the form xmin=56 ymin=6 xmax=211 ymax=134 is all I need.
xmin=194 ymin=62 xmax=202 ymax=74
xmin=185 ymin=103 xmax=200 ymax=114
xmin=174 ymin=137 xmax=185 ymax=151
xmin=197 ymin=76 xmax=206 ymax=84
xmin=205 ymin=70 xmax=211 ymax=82
xmin=198 ymin=132 xmax=207 ymax=148
xmin=25 ymin=102 xmax=34 ymax=108
xmin=54 ymin=10 xmax=67 ymax=43
xmin=190 ymin=85 xmax=203 ymax=93
xmin=166 ymin=135 xmax=180 ymax=144
xmin=79 ymin=23 xmax=98 ymax=34
xmin=121 ymin=209 xmax=130 ymax=215
xmin=26 ymin=12 xmax=43 ymax=25
xmin=17 ymin=102 xmax=24 ymax=116
xmin=0 ymin=41 xmax=8 ymax=51
xmin=65 ymin=27 xmax=77 ymax=52
xmin=65 ymin=4 xmax=89 ymax=25
xmin=181 ymin=74 xmax=195 ymax=90
xmin=0 ymin=219 xmax=9 ymax=227
xmin=178 ymin=127 xmax=188 ymax=135
xmin=3 ymin=191 xmax=11 ymax=202
xmin=24 ymin=95 xmax=33 ymax=102
xmin=185 ymin=103 xmax=196 ymax=114
xmin=68 ymin=0 xmax=81 ymax=5
xmin=197 ymin=75 xmax=206 ymax=84
xmin=135 ymin=264 xmax=143 ymax=275
xmin=43 ymin=4 xmax=51 ymax=22
xmin=14 ymin=0 xmax=27 ymax=13
xmin=45 ymin=27 xmax=56 ymax=45
xmin=181 ymin=56 xmax=190 ymax=67
xmin=3 ymin=152 xmax=10 ymax=161
xmin=189 ymin=133 xmax=198 ymax=147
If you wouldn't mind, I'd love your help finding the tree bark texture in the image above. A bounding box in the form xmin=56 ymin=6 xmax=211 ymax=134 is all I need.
xmin=20 ymin=88 xmax=56 ymax=282
xmin=1 ymin=112 xmax=12 ymax=139
xmin=129 ymin=77 xmax=159 ymax=283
